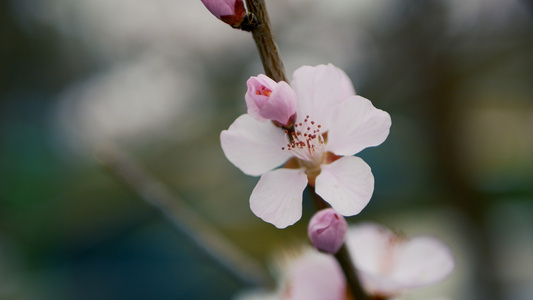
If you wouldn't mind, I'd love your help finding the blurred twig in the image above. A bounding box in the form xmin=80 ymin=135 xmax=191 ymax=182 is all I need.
xmin=96 ymin=145 xmax=273 ymax=288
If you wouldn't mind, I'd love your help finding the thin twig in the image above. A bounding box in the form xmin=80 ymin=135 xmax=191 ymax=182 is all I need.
xmin=335 ymin=244 xmax=369 ymax=300
xmin=96 ymin=145 xmax=273 ymax=288
xmin=245 ymin=0 xmax=287 ymax=82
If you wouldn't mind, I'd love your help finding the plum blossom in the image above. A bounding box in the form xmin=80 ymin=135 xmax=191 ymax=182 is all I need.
xmin=201 ymin=0 xmax=246 ymax=27
xmin=308 ymin=208 xmax=348 ymax=254
xmin=347 ymin=223 xmax=455 ymax=298
xmin=234 ymin=223 xmax=455 ymax=300
xmin=221 ymin=64 xmax=391 ymax=228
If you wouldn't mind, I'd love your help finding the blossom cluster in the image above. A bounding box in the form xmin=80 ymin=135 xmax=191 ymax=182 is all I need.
xmin=218 ymin=62 xmax=454 ymax=299
xmin=204 ymin=3 xmax=455 ymax=296
xmin=221 ymin=64 xmax=391 ymax=228
xmin=236 ymin=223 xmax=455 ymax=300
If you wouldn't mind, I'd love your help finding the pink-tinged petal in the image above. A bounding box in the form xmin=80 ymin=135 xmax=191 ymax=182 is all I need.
xmin=315 ymin=156 xmax=374 ymax=216
xmin=308 ymin=208 xmax=348 ymax=254
xmin=347 ymin=223 xmax=391 ymax=274
xmin=245 ymin=74 xmax=278 ymax=122
xmin=347 ymin=223 xmax=404 ymax=294
xmin=258 ymin=81 xmax=298 ymax=126
xmin=291 ymin=64 xmax=355 ymax=131
xmin=347 ymin=223 xmax=455 ymax=296
xmin=220 ymin=114 xmax=291 ymax=176
xmin=288 ymin=252 xmax=346 ymax=300
xmin=201 ymin=0 xmax=245 ymax=26
xmin=250 ymin=168 xmax=308 ymax=228
xmin=392 ymin=237 xmax=455 ymax=288
xmin=326 ymin=95 xmax=391 ymax=156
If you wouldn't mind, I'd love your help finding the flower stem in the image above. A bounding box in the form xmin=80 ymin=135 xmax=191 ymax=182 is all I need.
xmin=244 ymin=0 xmax=287 ymax=82
xmin=97 ymin=145 xmax=273 ymax=288
xmin=309 ymin=186 xmax=369 ymax=300
xmin=335 ymin=244 xmax=369 ymax=300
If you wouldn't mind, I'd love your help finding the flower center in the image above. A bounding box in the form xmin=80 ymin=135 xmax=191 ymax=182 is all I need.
xmin=255 ymin=85 xmax=272 ymax=97
xmin=282 ymin=115 xmax=325 ymax=165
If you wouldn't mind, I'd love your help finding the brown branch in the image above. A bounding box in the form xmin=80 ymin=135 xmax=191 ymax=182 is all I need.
xmin=335 ymin=244 xmax=369 ymax=300
xmin=245 ymin=0 xmax=287 ymax=82
xmin=96 ymin=145 xmax=273 ymax=288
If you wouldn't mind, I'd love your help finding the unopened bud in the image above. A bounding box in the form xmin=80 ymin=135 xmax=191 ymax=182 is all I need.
xmin=308 ymin=209 xmax=348 ymax=254
xmin=201 ymin=0 xmax=246 ymax=27
xmin=245 ymin=74 xmax=297 ymax=127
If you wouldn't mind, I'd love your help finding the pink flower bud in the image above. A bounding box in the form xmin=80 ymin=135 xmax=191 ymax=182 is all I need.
xmin=245 ymin=74 xmax=298 ymax=127
xmin=308 ymin=209 xmax=348 ymax=254
xmin=201 ymin=0 xmax=246 ymax=27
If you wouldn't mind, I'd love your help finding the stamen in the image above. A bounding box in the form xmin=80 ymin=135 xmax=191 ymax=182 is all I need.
xmin=281 ymin=115 xmax=325 ymax=162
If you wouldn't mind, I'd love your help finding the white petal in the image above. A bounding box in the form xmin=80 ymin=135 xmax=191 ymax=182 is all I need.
xmin=291 ymin=64 xmax=355 ymax=131
xmin=250 ymin=168 xmax=308 ymax=228
xmin=346 ymin=223 xmax=404 ymax=294
xmin=220 ymin=114 xmax=292 ymax=176
xmin=347 ymin=223 xmax=392 ymax=274
xmin=315 ymin=156 xmax=374 ymax=216
xmin=392 ymin=236 xmax=455 ymax=288
xmin=347 ymin=223 xmax=455 ymax=295
xmin=289 ymin=251 xmax=346 ymax=300
xmin=326 ymin=95 xmax=391 ymax=156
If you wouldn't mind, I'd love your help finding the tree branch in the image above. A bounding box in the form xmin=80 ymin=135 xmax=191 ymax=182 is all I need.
xmin=96 ymin=145 xmax=273 ymax=288
xmin=245 ymin=0 xmax=287 ymax=82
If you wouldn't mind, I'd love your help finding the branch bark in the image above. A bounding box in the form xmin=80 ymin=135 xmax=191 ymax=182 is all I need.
xmin=245 ymin=0 xmax=287 ymax=82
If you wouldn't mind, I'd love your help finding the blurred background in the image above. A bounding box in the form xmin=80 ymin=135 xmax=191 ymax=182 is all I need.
xmin=1 ymin=0 xmax=533 ymax=299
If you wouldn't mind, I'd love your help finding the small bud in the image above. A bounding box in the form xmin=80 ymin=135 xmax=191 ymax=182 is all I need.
xmin=245 ymin=74 xmax=298 ymax=127
xmin=201 ymin=0 xmax=246 ymax=27
xmin=308 ymin=209 xmax=348 ymax=254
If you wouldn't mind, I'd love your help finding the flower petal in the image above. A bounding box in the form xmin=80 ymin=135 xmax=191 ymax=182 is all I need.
xmin=245 ymin=74 xmax=277 ymax=122
xmin=220 ymin=114 xmax=291 ymax=176
xmin=347 ymin=223 xmax=455 ymax=295
xmin=308 ymin=208 xmax=348 ymax=253
xmin=326 ymin=95 xmax=391 ymax=156
xmin=392 ymin=236 xmax=455 ymax=288
xmin=259 ymin=81 xmax=298 ymax=126
xmin=250 ymin=168 xmax=308 ymax=228
xmin=289 ymin=251 xmax=346 ymax=300
xmin=291 ymin=64 xmax=355 ymax=131
xmin=315 ymin=156 xmax=374 ymax=216
xmin=347 ymin=223 xmax=391 ymax=274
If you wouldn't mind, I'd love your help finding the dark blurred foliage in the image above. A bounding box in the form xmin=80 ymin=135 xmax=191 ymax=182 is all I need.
xmin=1 ymin=0 xmax=533 ymax=299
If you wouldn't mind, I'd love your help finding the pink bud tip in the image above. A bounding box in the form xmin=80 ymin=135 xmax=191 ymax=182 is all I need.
xmin=308 ymin=209 xmax=348 ymax=254
xmin=245 ymin=74 xmax=298 ymax=127
xmin=201 ymin=0 xmax=246 ymax=27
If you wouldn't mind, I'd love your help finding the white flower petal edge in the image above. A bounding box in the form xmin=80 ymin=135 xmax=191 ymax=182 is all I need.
xmin=250 ymin=168 xmax=308 ymax=228
xmin=288 ymin=251 xmax=346 ymax=300
xmin=326 ymin=95 xmax=392 ymax=156
xmin=315 ymin=156 xmax=374 ymax=216
xmin=347 ymin=223 xmax=455 ymax=295
xmin=291 ymin=64 xmax=355 ymax=131
xmin=393 ymin=236 xmax=455 ymax=288
xmin=346 ymin=223 xmax=390 ymax=274
xmin=220 ymin=114 xmax=292 ymax=176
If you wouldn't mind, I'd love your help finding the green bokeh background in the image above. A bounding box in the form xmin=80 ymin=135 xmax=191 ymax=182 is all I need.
xmin=1 ymin=1 xmax=533 ymax=299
